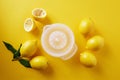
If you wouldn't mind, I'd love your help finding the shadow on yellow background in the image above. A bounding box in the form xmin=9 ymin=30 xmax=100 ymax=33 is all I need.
xmin=0 ymin=0 xmax=120 ymax=80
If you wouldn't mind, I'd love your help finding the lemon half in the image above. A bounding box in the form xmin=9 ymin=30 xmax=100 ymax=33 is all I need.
xmin=24 ymin=18 xmax=36 ymax=32
xmin=32 ymin=8 xmax=47 ymax=20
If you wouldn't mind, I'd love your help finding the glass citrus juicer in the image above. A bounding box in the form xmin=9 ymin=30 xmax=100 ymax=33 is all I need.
xmin=41 ymin=23 xmax=78 ymax=60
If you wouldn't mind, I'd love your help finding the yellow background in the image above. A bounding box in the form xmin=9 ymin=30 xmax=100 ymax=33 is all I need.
xmin=0 ymin=0 xmax=120 ymax=80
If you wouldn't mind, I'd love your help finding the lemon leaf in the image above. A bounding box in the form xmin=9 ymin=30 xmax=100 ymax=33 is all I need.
xmin=19 ymin=59 xmax=31 ymax=68
xmin=3 ymin=41 xmax=17 ymax=54
xmin=3 ymin=41 xmax=31 ymax=68
xmin=13 ymin=44 xmax=22 ymax=60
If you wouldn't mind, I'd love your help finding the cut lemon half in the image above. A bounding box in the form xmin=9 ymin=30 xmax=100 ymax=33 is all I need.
xmin=24 ymin=18 xmax=36 ymax=32
xmin=32 ymin=8 xmax=47 ymax=20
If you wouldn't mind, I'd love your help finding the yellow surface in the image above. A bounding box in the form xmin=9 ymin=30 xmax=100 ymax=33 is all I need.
xmin=0 ymin=0 xmax=120 ymax=80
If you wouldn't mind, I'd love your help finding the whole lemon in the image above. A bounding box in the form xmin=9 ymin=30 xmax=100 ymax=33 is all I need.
xmin=79 ymin=18 xmax=94 ymax=35
xmin=20 ymin=40 xmax=38 ymax=57
xmin=80 ymin=51 xmax=97 ymax=67
xmin=86 ymin=36 xmax=104 ymax=51
xmin=30 ymin=56 xmax=48 ymax=69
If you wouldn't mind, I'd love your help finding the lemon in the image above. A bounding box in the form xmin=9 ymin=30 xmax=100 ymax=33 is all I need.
xmin=24 ymin=18 xmax=36 ymax=32
xmin=32 ymin=8 xmax=47 ymax=20
xmin=79 ymin=18 xmax=94 ymax=35
xmin=86 ymin=35 xmax=104 ymax=51
xmin=30 ymin=56 xmax=48 ymax=69
xmin=20 ymin=40 xmax=38 ymax=57
xmin=80 ymin=51 xmax=97 ymax=67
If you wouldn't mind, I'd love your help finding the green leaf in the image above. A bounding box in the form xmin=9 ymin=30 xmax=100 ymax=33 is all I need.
xmin=3 ymin=41 xmax=31 ymax=68
xmin=3 ymin=41 xmax=17 ymax=54
xmin=13 ymin=44 xmax=22 ymax=60
xmin=19 ymin=59 xmax=31 ymax=68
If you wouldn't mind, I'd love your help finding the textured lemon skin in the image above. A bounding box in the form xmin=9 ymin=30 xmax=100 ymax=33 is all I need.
xmin=86 ymin=36 xmax=104 ymax=51
xmin=30 ymin=56 xmax=48 ymax=69
xmin=79 ymin=18 xmax=94 ymax=35
xmin=20 ymin=40 xmax=38 ymax=57
xmin=80 ymin=51 xmax=97 ymax=67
